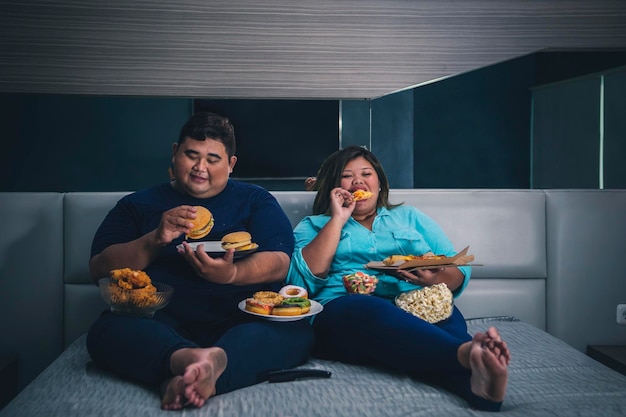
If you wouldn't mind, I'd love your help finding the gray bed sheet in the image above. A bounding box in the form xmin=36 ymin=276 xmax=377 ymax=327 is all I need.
xmin=3 ymin=317 xmax=626 ymax=417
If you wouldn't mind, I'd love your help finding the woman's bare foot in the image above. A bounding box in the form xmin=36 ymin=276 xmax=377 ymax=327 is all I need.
xmin=458 ymin=327 xmax=510 ymax=403
xmin=162 ymin=347 xmax=228 ymax=410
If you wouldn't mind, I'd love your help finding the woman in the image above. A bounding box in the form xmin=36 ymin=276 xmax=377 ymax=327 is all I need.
xmin=286 ymin=146 xmax=510 ymax=411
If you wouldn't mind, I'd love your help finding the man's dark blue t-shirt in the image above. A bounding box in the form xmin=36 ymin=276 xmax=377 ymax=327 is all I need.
xmin=91 ymin=179 xmax=295 ymax=323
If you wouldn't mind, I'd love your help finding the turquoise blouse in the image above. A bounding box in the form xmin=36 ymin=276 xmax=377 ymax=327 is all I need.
xmin=286 ymin=205 xmax=471 ymax=306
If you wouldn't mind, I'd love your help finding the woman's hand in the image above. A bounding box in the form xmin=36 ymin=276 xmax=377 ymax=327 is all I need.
xmin=395 ymin=267 xmax=444 ymax=287
xmin=395 ymin=266 xmax=464 ymax=292
xmin=329 ymin=187 xmax=354 ymax=223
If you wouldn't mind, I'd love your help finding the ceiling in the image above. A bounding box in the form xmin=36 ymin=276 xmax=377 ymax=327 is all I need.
xmin=1 ymin=0 xmax=625 ymax=99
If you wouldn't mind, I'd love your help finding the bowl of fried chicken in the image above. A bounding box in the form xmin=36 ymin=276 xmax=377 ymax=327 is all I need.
xmin=98 ymin=268 xmax=173 ymax=317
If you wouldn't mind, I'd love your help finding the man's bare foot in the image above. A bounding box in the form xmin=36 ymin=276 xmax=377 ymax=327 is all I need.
xmin=163 ymin=347 xmax=228 ymax=410
xmin=161 ymin=376 xmax=187 ymax=410
xmin=458 ymin=327 xmax=510 ymax=403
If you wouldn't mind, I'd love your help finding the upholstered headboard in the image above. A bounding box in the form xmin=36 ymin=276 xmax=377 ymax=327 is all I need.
xmin=61 ymin=190 xmax=548 ymax=349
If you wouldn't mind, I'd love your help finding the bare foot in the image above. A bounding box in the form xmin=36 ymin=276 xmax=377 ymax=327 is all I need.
xmin=161 ymin=376 xmax=187 ymax=410
xmin=458 ymin=327 xmax=509 ymax=403
xmin=163 ymin=347 xmax=228 ymax=410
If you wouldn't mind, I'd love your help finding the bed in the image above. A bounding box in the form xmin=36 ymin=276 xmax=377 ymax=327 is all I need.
xmin=2 ymin=317 xmax=626 ymax=417
xmin=3 ymin=190 xmax=626 ymax=416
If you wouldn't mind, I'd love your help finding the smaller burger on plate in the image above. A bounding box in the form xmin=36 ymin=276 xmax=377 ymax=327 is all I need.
xmin=221 ymin=231 xmax=259 ymax=251
xmin=186 ymin=206 xmax=214 ymax=240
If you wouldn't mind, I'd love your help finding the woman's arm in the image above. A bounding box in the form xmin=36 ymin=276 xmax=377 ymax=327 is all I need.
xmin=301 ymin=188 xmax=353 ymax=278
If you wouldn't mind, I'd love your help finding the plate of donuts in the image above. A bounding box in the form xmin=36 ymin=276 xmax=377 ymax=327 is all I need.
xmin=238 ymin=286 xmax=323 ymax=322
xmin=238 ymin=299 xmax=323 ymax=321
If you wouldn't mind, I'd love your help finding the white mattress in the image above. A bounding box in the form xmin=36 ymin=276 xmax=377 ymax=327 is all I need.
xmin=3 ymin=317 xmax=626 ymax=417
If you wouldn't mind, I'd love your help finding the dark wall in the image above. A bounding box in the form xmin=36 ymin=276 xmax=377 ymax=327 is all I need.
xmin=411 ymin=55 xmax=535 ymax=188
xmin=407 ymin=50 xmax=626 ymax=189
xmin=194 ymin=99 xmax=339 ymax=180
xmin=371 ymin=90 xmax=414 ymax=189
xmin=604 ymin=68 xmax=626 ymax=189
xmin=0 ymin=94 xmax=191 ymax=192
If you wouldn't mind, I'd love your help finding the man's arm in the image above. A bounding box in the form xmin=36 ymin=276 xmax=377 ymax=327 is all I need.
xmin=89 ymin=229 xmax=163 ymax=282
xmin=90 ymin=205 xmax=199 ymax=282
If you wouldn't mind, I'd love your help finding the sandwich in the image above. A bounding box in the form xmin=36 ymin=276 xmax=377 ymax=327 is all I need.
xmin=352 ymin=189 xmax=373 ymax=201
xmin=186 ymin=206 xmax=214 ymax=240
xmin=221 ymin=231 xmax=259 ymax=251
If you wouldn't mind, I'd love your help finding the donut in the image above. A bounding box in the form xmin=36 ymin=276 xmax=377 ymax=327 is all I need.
xmin=278 ymin=285 xmax=308 ymax=299
xmin=244 ymin=291 xmax=284 ymax=315
xmin=244 ymin=298 xmax=274 ymax=315
xmin=272 ymin=297 xmax=311 ymax=316
xmin=253 ymin=291 xmax=284 ymax=304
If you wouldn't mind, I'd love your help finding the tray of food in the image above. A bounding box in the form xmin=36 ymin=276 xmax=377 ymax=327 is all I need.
xmin=365 ymin=246 xmax=479 ymax=272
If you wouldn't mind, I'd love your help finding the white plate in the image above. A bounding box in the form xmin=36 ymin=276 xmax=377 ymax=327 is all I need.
xmin=176 ymin=241 xmax=257 ymax=258
xmin=238 ymin=299 xmax=323 ymax=322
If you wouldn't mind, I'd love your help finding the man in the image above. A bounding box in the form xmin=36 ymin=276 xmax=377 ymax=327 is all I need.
xmin=87 ymin=112 xmax=313 ymax=410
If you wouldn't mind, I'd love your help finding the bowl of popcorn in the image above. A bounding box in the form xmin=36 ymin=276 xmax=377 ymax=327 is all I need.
xmin=342 ymin=271 xmax=378 ymax=295
xmin=395 ymin=283 xmax=453 ymax=323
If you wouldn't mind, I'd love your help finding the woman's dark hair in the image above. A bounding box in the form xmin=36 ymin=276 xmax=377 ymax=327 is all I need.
xmin=178 ymin=112 xmax=236 ymax=157
xmin=312 ymin=146 xmax=396 ymax=215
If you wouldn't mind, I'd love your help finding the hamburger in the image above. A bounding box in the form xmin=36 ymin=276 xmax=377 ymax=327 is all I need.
xmin=186 ymin=206 xmax=214 ymax=240
xmin=221 ymin=231 xmax=259 ymax=251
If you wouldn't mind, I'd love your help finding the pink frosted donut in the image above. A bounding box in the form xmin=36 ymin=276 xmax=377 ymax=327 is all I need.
xmin=279 ymin=285 xmax=308 ymax=299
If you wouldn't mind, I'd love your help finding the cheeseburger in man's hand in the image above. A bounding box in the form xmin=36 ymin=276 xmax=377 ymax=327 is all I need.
xmin=186 ymin=206 xmax=215 ymax=239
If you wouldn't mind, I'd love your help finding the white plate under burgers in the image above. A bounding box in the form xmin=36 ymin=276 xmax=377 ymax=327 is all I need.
xmin=237 ymin=299 xmax=324 ymax=322
xmin=176 ymin=241 xmax=257 ymax=258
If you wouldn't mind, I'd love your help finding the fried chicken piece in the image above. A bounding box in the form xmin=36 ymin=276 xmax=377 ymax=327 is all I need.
xmin=109 ymin=268 xmax=159 ymax=307
xmin=111 ymin=268 xmax=152 ymax=288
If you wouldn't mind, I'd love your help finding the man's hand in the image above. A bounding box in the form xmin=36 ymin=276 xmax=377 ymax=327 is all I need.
xmin=155 ymin=205 xmax=198 ymax=246
xmin=178 ymin=241 xmax=237 ymax=284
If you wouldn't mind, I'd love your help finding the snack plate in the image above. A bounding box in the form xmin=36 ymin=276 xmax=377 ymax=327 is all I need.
xmin=176 ymin=241 xmax=257 ymax=258
xmin=365 ymin=246 xmax=480 ymax=272
xmin=238 ymin=299 xmax=323 ymax=322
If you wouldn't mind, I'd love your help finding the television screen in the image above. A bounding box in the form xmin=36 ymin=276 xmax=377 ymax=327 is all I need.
xmin=194 ymin=99 xmax=339 ymax=179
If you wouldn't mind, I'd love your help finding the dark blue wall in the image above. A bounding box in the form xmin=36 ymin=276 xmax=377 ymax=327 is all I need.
xmin=0 ymin=94 xmax=191 ymax=192
xmin=411 ymin=55 xmax=535 ymax=188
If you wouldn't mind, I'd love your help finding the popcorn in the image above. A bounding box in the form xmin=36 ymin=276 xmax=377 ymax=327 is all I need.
xmin=342 ymin=271 xmax=378 ymax=295
xmin=395 ymin=283 xmax=453 ymax=323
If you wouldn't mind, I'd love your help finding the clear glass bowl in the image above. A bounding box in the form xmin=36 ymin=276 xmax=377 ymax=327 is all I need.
xmin=98 ymin=277 xmax=174 ymax=317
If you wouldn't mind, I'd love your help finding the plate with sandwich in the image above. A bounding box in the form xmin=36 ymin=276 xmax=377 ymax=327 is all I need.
xmin=177 ymin=231 xmax=259 ymax=258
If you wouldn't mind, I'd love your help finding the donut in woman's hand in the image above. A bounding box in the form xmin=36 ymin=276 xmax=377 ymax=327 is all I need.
xmin=272 ymin=297 xmax=311 ymax=316
xmin=278 ymin=285 xmax=308 ymax=299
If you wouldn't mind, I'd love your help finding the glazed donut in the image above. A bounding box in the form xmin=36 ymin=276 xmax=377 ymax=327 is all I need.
xmin=278 ymin=285 xmax=308 ymax=299
xmin=272 ymin=297 xmax=311 ymax=316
